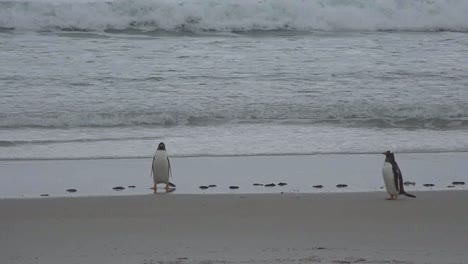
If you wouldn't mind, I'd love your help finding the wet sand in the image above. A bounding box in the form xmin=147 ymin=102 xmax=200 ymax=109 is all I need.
xmin=1 ymin=191 xmax=468 ymax=264
xmin=1 ymin=152 xmax=467 ymax=198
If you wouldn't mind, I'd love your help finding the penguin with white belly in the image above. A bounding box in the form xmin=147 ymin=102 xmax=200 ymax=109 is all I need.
xmin=382 ymin=151 xmax=416 ymax=200
xmin=151 ymin=142 xmax=175 ymax=193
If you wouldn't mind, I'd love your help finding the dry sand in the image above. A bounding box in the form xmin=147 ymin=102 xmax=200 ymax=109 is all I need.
xmin=1 ymin=191 xmax=468 ymax=264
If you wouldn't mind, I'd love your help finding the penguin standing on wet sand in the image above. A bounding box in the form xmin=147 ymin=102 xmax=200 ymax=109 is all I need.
xmin=151 ymin=142 xmax=175 ymax=193
xmin=382 ymin=151 xmax=416 ymax=200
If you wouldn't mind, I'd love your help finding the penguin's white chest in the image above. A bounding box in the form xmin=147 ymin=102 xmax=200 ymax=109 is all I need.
xmin=382 ymin=162 xmax=399 ymax=196
xmin=152 ymin=151 xmax=169 ymax=183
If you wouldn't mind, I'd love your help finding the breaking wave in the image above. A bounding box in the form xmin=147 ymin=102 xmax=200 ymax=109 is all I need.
xmin=1 ymin=0 xmax=468 ymax=33
xmin=1 ymin=106 xmax=468 ymax=130
xmin=0 ymin=136 xmax=159 ymax=147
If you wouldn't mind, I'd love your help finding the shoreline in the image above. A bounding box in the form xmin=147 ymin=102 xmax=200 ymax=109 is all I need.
xmin=1 ymin=152 xmax=467 ymax=198
xmin=2 ymin=188 xmax=468 ymax=201
xmin=2 ymin=149 xmax=468 ymax=161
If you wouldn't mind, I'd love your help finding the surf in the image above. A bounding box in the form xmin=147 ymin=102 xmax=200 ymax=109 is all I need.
xmin=1 ymin=0 xmax=468 ymax=33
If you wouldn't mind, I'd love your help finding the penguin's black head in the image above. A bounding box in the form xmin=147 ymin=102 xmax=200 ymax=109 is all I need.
xmin=382 ymin=150 xmax=395 ymax=161
xmin=157 ymin=142 xmax=166 ymax=151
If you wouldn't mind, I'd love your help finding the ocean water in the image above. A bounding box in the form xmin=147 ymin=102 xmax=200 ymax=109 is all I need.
xmin=1 ymin=0 xmax=468 ymax=160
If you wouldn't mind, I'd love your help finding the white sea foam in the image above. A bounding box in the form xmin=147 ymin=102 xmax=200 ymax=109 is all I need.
xmin=0 ymin=105 xmax=468 ymax=129
xmin=1 ymin=0 xmax=468 ymax=32
xmin=1 ymin=124 xmax=468 ymax=160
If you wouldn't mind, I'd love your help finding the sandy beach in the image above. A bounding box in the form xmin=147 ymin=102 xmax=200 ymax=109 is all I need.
xmin=1 ymin=191 xmax=468 ymax=264
xmin=1 ymin=152 xmax=467 ymax=198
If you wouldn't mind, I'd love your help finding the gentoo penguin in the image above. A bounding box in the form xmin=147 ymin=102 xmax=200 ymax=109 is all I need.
xmin=151 ymin=142 xmax=175 ymax=193
xmin=382 ymin=151 xmax=416 ymax=200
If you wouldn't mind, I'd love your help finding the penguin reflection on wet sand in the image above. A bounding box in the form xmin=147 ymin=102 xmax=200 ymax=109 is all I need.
xmin=151 ymin=142 xmax=175 ymax=193
xmin=382 ymin=151 xmax=416 ymax=200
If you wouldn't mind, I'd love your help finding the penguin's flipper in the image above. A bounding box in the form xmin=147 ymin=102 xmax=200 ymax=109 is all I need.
xmin=168 ymin=157 xmax=173 ymax=178
xmin=393 ymin=163 xmax=414 ymax=198
xmin=392 ymin=166 xmax=400 ymax=193
xmin=392 ymin=162 xmax=404 ymax=193
xmin=150 ymin=156 xmax=155 ymax=178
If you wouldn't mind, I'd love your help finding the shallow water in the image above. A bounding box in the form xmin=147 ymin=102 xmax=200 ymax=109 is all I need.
xmin=1 ymin=0 xmax=468 ymax=160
